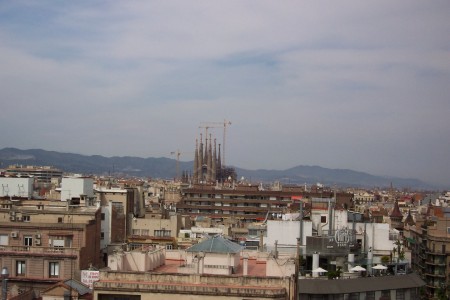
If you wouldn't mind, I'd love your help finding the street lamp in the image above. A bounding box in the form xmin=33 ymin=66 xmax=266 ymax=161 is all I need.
xmin=1 ymin=267 xmax=9 ymax=300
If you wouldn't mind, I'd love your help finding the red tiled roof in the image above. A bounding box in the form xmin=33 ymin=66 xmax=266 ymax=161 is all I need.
xmin=390 ymin=201 xmax=403 ymax=218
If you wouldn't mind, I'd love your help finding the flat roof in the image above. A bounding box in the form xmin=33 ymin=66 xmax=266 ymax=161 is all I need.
xmin=153 ymin=257 xmax=267 ymax=277
xmin=298 ymin=273 xmax=425 ymax=294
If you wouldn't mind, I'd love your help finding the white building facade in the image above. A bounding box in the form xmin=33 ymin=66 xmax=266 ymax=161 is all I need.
xmin=60 ymin=176 xmax=94 ymax=202
xmin=0 ymin=176 xmax=34 ymax=198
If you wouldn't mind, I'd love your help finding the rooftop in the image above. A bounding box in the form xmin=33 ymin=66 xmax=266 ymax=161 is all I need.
xmin=298 ymin=273 xmax=425 ymax=294
xmin=153 ymin=257 xmax=267 ymax=277
xmin=186 ymin=235 xmax=243 ymax=254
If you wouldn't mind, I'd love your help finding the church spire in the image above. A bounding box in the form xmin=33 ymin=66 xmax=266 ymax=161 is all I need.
xmin=404 ymin=209 xmax=415 ymax=226
xmin=207 ymin=134 xmax=213 ymax=182
xmin=198 ymin=134 xmax=204 ymax=183
xmin=193 ymin=139 xmax=199 ymax=183
xmin=390 ymin=200 xmax=404 ymax=231
xmin=212 ymin=138 xmax=217 ymax=182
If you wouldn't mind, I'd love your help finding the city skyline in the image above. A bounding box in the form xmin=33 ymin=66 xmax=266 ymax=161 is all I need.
xmin=0 ymin=1 xmax=449 ymax=186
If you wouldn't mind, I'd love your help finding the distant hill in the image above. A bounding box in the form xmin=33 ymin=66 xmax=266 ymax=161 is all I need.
xmin=0 ymin=148 xmax=437 ymax=189
xmin=235 ymin=165 xmax=435 ymax=190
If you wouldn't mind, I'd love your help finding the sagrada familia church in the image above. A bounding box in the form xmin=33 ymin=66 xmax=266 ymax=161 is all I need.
xmin=185 ymin=133 xmax=236 ymax=184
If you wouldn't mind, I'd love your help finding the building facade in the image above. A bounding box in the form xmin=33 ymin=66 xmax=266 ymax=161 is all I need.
xmin=406 ymin=216 xmax=450 ymax=298
xmin=177 ymin=184 xmax=352 ymax=224
xmin=0 ymin=198 xmax=101 ymax=299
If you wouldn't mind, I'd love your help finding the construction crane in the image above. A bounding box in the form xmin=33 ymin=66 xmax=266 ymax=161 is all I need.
xmin=199 ymin=119 xmax=231 ymax=166
xmin=170 ymin=150 xmax=182 ymax=182
xmin=170 ymin=150 xmax=193 ymax=181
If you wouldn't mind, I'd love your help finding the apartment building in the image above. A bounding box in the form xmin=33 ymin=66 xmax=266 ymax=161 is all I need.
xmin=129 ymin=212 xmax=192 ymax=250
xmin=0 ymin=198 xmax=101 ymax=299
xmin=177 ymin=183 xmax=352 ymax=224
xmin=94 ymin=236 xmax=295 ymax=300
xmin=406 ymin=214 xmax=450 ymax=298
xmin=0 ymin=175 xmax=34 ymax=198
xmin=5 ymin=165 xmax=63 ymax=192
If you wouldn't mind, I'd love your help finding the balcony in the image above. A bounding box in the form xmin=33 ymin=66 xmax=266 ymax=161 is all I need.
xmin=0 ymin=245 xmax=77 ymax=258
xmin=425 ymin=249 xmax=447 ymax=256
xmin=425 ymin=271 xmax=446 ymax=278
xmin=425 ymin=259 xmax=446 ymax=266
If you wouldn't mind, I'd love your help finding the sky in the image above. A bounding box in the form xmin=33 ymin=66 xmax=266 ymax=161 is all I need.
xmin=0 ymin=1 xmax=449 ymax=186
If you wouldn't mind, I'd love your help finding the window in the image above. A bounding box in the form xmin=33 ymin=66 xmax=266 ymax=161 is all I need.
xmin=141 ymin=229 xmax=149 ymax=236
xmin=22 ymin=215 xmax=30 ymax=222
xmin=49 ymin=262 xmax=60 ymax=278
xmin=365 ymin=291 xmax=375 ymax=300
xmin=321 ymin=216 xmax=327 ymax=223
xmin=100 ymin=232 xmax=104 ymax=240
xmin=58 ymin=217 xmax=63 ymax=223
xmin=166 ymin=244 xmax=173 ymax=250
xmin=154 ymin=230 xmax=171 ymax=237
xmin=132 ymin=229 xmax=140 ymax=235
xmin=396 ymin=289 xmax=405 ymax=300
xmin=348 ymin=293 xmax=359 ymax=300
xmin=0 ymin=234 xmax=8 ymax=246
xmin=101 ymin=213 xmax=105 ymax=220
xmin=51 ymin=236 xmax=70 ymax=247
xmin=16 ymin=260 xmax=26 ymax=276
xmin=381 ymin=290 xmax=391 ymax=299
xmin=24 ymin=235 xmax=33 ymax=246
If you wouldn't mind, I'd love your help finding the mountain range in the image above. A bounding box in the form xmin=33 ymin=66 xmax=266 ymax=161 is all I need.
xmin=0 ymin=148 xmax=438 ymax=190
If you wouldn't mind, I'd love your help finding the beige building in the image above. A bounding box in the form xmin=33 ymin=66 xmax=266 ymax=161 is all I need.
xmin=96 ymin=236 xmax=295 ymax=299
xmin=0 ymin=198 xmax=101 ymax=299
xmin=93 ymin=270 xmax=293 ymax=300
xmin=41 ymin=279 xmax=92 ymax=300
xmin=353 ymin=191 xmax=375 ymax=204
xmin=405 ymin=213 xmax=450 ymax=298
xmin=128 ymin=210 xmax=192 ymax=250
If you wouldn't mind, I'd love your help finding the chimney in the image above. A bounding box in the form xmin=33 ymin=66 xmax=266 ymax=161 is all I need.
xmin=274 ymin=240 xmax=278 ymax=259
xmin=312 ymin=252 xmax=319 ymax=278
xmin=348 ymin=253 xmax=355 ymax=272
xmin=243 ymin=253 xmax=249 ymax=276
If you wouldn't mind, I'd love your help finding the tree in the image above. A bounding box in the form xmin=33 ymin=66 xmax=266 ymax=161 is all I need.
xmin=327 ymin=267 xmax=342 ymax=280
xmin=381 ymin=256 xmax=390 ymax=264
xmin=398 ymin=249 xmax=405 ymax=261
xmin=436 ymin=284 xmax=447 ymax=300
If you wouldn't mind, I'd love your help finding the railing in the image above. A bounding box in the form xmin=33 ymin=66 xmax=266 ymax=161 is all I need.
xmin=204 ymin=264 xmax=230 ymax=270
xmin=425 ymin=249 xmax=446 ymax=256
xmin=425 ymin=259 xmax=446 ymax=266
xmin=0 ymin=245 xmax=77 ymax=256
xmin=425 ymin=271 xmax=446 ymax=278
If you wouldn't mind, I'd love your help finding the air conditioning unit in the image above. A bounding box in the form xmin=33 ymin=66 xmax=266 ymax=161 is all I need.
xmin=10 ymin=232 xmax=18 ymax=238
xmin=9 ymin=216 xmax=15 ymax=221
xmin=35 ymin=239 xmax=41 ymax=246
xmin=36 ymin=233 xmax=41 ymax=239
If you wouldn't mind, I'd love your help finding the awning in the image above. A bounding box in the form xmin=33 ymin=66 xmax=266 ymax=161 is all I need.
xmin=406 ymin=237 xmax=416 ymax=244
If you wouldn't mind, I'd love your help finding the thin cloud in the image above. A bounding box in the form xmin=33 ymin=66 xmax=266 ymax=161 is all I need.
xmin=0 ymin=1 xmax=449 ymax=186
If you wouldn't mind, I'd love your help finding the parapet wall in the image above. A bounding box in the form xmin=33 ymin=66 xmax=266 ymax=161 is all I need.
xmin=95 ymin=270 xmax=293 ymax=299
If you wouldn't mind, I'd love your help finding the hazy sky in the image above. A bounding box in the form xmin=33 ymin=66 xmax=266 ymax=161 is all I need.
xmin=1 ymin=1 xmax=449 ymax=186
